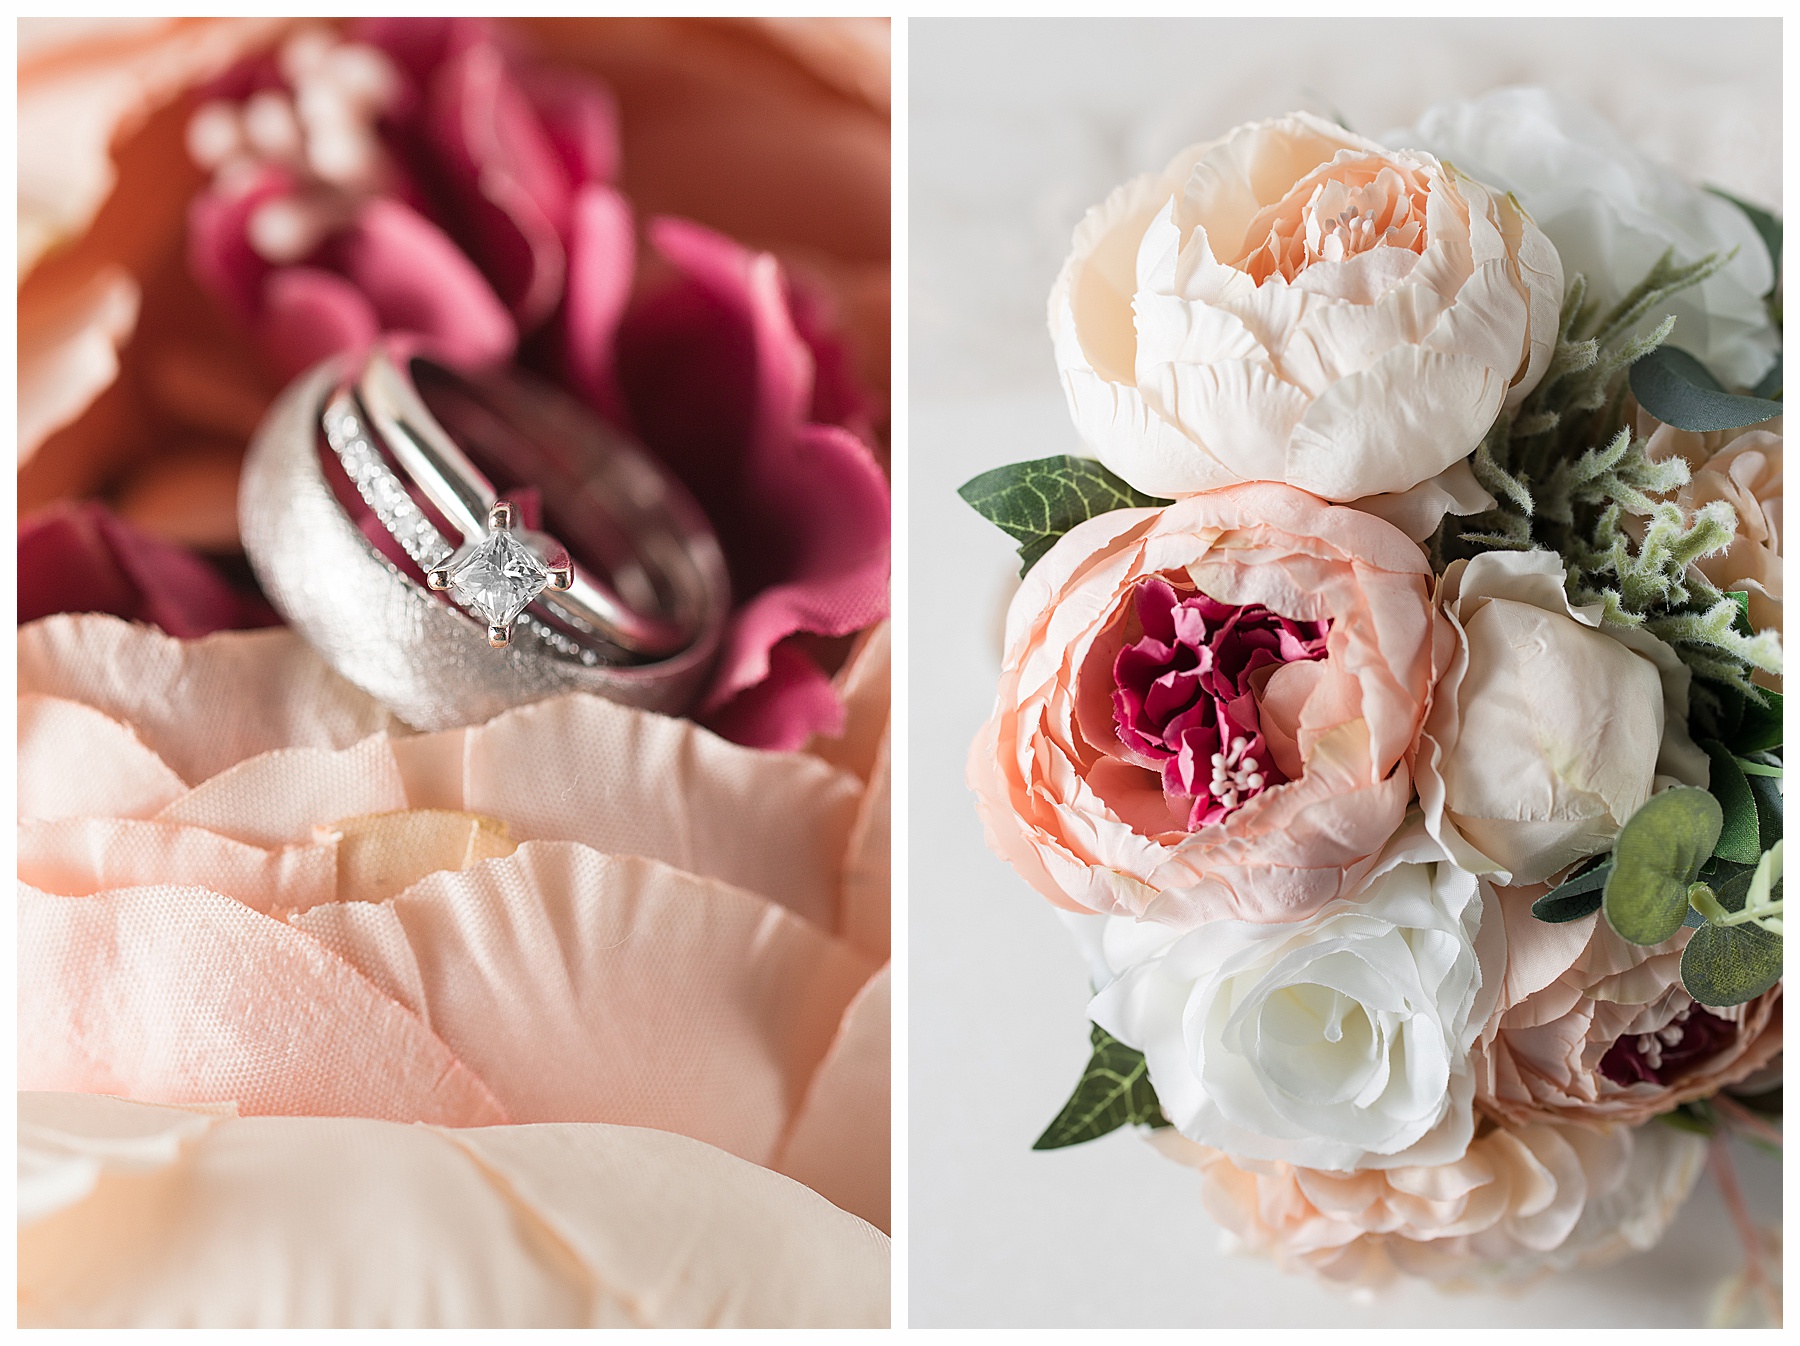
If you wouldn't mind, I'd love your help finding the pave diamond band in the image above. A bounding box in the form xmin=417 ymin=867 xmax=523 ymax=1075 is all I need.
xmin=240 ymin=344 xmax=730 ymax=729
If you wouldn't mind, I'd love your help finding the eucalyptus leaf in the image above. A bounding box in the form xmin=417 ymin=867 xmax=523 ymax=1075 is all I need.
xmin=1702 ymin=740 xmax=1763 ymax=864
xmin=1603 ymin=787 xmax=1723 ymax=945
xmin=1531 ymin=859 xmax=1611 ymax=923
xmin=1033 ymin=1022 xmax=1170 ymax=1150
xmin=1748 ymin=771 xmax=1782 ymax=851
xmin=1628 ymin=345 xmax=1784 ymax=433
xmin=1680 ymin=918 xmax=1782 ymax=1007
xmin=1706 ymin=186 xmax=1782 ymax=285
xmin=1750 ymin=351 xmax=1782 ymax=402
xmin=959 ymin=456 xmax=1169 ymax=577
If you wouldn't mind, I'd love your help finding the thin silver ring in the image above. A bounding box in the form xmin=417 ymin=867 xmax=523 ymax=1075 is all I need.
xmin=240 ymin=351 xmax=729 ymax=730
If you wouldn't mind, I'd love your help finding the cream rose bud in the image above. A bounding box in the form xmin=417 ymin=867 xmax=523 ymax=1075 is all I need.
xmin=1051 ymin=111 xmax=1562 ymax=505
xmin=1087 ymin=824 xmax=1505 ymax=1173
xmin=1418 ymin=550 xmax=1709 ymax=886
xmin=1399 ymin=87 xmax=1779 ymax=391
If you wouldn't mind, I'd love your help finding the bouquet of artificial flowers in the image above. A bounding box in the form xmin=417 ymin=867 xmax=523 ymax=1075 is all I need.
xmin=966 ymin=90 xmax=1781 ymax=1304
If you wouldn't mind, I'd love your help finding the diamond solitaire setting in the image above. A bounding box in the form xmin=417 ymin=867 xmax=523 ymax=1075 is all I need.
xmin=428 ymin=500 xmax=575 ymax=648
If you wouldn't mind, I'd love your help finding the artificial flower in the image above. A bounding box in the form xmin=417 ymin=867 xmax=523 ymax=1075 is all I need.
xmin=1400 ymin=86 xmax=1778 ymax=389
xmin=1086 ymin=822 xmax=1504 ymax=1172
xmin=1473 ymin=880 xmax=1782 ymax=1130
xmin=20 ymin=1091 xmax=888 ymax=1327
xmin=1418 ymin=549 xmax=1708 ymax=885
xmin=1050 ymin=111 xmax=1561 ymax=510
xmin=968 ymin=483 xmax=1450 ymax=927
xmin=1156 ymin=1111 xmax=1708 ymax=1288
xmin=18 ymin=612 xmax=891 ymax=1233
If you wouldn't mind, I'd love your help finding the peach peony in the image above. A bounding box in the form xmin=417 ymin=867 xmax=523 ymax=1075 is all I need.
xmin=18 ymin=612 xmax=890 ymax=1236
xmin=21 ymin=1091 xmax=888 ymax=1327
xmin=1473 ymin=881 xmax=1782 ymax=1130
xmin=1050 ymin=112 xmax=1561 ymax=519
xmin=968 ymin=483 xmax=1450 ymax=928
xmin=1156 ymin=1112 xmax=1708 ymax=1288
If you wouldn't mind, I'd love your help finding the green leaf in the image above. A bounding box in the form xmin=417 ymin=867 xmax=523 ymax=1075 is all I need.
xmin=1032 ymin=1022 xmax=1170 ymax=1150
xmin=1658 ymin=1098 xmax=1721 ymax=1136
xmin=1706 ymin=186 xmax=1782 ymax=286
xmin=1726 ymin=590 xmax=1754 ymax=637
xmin=1709 ymin=684 xmax=1783 ymax=756
xmin=1628 ymin=345 xmax=1784 ymax=432
xmin=1531 ymin=858 xmax=1611 ymax=923
xmin=1748 ymin=771 xmax=1782 ymax=850
xmin=959 ymin=456 xmax=1169 ymax=577
xmin=1603 ymin=787 xmax=1723 ymax=944
xmin=1681 ymin=919 xmax=1783 ymax=1007
xmin=1703 ymin=740 xmax=1763 ymax=864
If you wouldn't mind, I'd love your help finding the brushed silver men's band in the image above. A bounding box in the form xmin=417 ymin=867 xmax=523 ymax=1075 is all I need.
xmin=240 ymin=343 xmax=730 ymax=730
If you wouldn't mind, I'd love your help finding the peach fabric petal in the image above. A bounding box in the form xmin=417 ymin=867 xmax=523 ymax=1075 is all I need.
xmin=774 ymin=963 xmax=891 ymax=1232
xmin=807 ymin=617 xmax=891 ymax=781
xmin=839 ymin=726 xmax=891 ymax=960
xmin=19 ymin=817 xmax=337 ymax=916
xmin=442 ymin=1121 xmax=890 ymax=1327
xmin=19 ymin=694 xmax=186 ymax=821
xmin=289 ymin=841 xmax=873 ymax=1166
xmin=390 ymin=692 xmax=863 ymax=927
xmin=19 ymin=263 xmax=140 ymax=462
xmin=21 ymin=1092 xmax=888 ymax=1327
xmin=155 ymin=735 xmax=410 ymax=848
xmin=326 ymin=809 xmax=517 ymax=906
xmin=19 ymin=615 xmax=395 ymax=784
xmin=20 ymin=883 xmax=507 ymax=1126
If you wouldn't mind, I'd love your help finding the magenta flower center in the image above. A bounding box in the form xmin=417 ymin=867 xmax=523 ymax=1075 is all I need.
xmin=1111 ymin=577 xmax=1329 ymax=829
xmin=1597 ymin=1003 xmax=1739 ymax=1087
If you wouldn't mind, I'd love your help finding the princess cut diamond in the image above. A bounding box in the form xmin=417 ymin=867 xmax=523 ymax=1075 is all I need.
xmin=446 ymin=530 xmax=549 ymax=627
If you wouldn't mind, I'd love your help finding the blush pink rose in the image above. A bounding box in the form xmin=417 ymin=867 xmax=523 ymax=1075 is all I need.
xmin=968 ymin=482 xmax=1452 ymax=927
xmin=1473 ymin=882 xmax=1783 ymax=1130
xmin=1155 ymin=1113 xmax=1707 ymax=1288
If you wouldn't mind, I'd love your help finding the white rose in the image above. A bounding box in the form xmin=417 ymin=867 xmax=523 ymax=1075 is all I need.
xmin=1396 ymin=86 xmax=1778 ymax=390
xmin=1085 ymin=823 xmax=1504 ymax=1173
xmin=1417 ymin=550 xmax=1709 ymax=886
xmin=1049 ymin=111 xmax=1561 ymax=521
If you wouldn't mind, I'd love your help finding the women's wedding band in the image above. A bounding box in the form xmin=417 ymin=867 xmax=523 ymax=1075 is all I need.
xmin=240 ymin=344 xmax=730 ymax=730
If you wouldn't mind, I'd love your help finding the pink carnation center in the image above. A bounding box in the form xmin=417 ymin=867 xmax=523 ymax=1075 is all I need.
xmin=1111 ymin=577 xmax=1329 ymax=829
xmin=1597 ymin=1003 xmax=1740 ymax=1087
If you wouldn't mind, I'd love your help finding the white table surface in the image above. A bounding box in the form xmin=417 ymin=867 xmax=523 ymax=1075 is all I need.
xmin=906 ymin=17 xmax=1782 ymax=1328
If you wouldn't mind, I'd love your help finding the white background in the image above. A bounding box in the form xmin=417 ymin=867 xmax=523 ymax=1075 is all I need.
xmin=907 ymin=17 xmax=1782 ymax=1328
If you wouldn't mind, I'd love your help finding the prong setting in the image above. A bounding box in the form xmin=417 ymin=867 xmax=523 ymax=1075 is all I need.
xmin=547 ymin=561 xmax=575 ymax=591
xmin=426 ymin=567 xmax=452 ymax=591
xmin=487 ymin=624 xmax=511 ymax=649
xmin=488 ymin=500 xmax=516 ymax=532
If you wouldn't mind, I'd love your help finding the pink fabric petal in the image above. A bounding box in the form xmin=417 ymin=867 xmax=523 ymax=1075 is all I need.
xmin=424 ymin=38 xmax=571 ymax=330
xmin=20 ymin=695 xmax=187 ymax=821
xmin=291 ymin=842 xmax=876 ymax=1166
xmin=388 ymin=693 xmax=862 ymax=928
xmin=257 ymin=266 xmax=379 ymax=380
xmin=18 ymin=616 xmax=394 ymax=785
xmin=561 ymin=183 xmax=635 ymax=424
xmin=336 ymin=197 xmax=516 ymax=369
xmin=703 ymin=638 xmax=847 ymax=752
xmin=807 ymin=619 xmax=891 ymax=781
xmin=838 ymin=727 xmax=890 ymax=961
xmin=525 ymin=67 xmax=620 ymax=189
xmin=154 ymin=735 xmax=410 ymax=848
xmin=19 ymin=502 xmax=279 ymax=638
xmin=187 ymin=165 xmax=291 ymax=325
xmin=774 ymin=964 xmax=891 ymax=1233
xmin=19 ymin=882 xmax=508 ymax=1126
xmin=20 ymin=816 xmax=338 ymax=916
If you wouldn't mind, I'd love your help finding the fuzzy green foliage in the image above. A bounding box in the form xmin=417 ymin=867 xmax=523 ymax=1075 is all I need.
xmin=1436 ymin=248 xmax=1784 ymax=728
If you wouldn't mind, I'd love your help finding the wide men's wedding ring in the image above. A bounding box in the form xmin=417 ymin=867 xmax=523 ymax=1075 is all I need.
xmin=240 ymin=343 xmax=730 ymax=730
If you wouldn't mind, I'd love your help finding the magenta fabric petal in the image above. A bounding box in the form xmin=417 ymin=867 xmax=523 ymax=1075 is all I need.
xmin=187 ymin=165 xmax=290 ymax=326
xmin=526 ymin=67 xmax=621 ymax=189
xmin=562 ymin=184 xmax=635 ymax=425
xmin=257 ymin=267 xmax=380 ymax=380
xmin=424 ymin=39 xmax=572 ymax=330
xmin=336 ymin=198 xmax=517 ymax=369
xmin=703 ymin=638 xmax=847 ymax=752
xmin=20 ymin=881 xmax=508 ymax=1126
xmin=18 ymin=501 xmax=278 ymax=638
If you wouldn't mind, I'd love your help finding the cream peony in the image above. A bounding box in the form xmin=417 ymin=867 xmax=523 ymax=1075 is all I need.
xmin=1086 ymin=824 xmax=1504 ymax=1172
xmin=1156 ymin=1113 xmax=1707 ymax=1288
xmin=1050 ymin=111 xmax=1561 ymax=510
xmin=1400 ymin=87 xmax=1778 ymax=390
xmin=1418 ymin=549 xmax=1708 ymax=885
